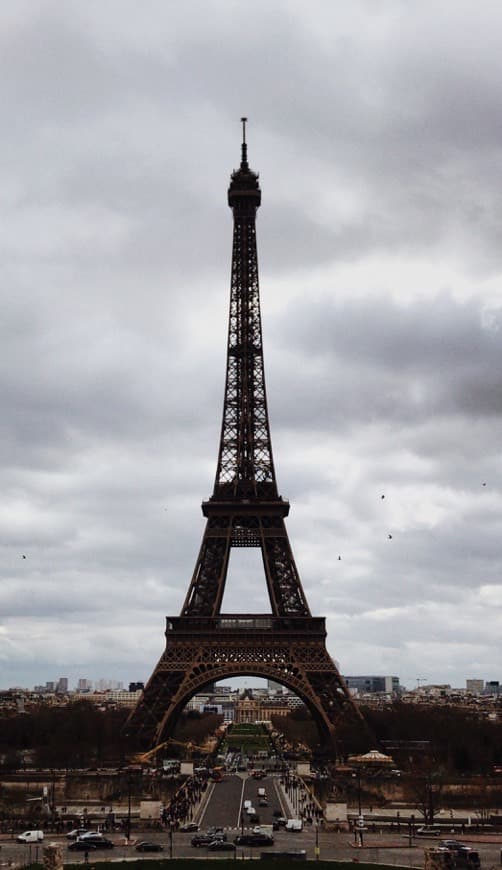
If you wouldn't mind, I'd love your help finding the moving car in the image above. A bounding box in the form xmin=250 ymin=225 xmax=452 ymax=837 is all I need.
xmin=235 ymin=833 xmax=274 ymax=847
xmin=135 ymin=842 xmax=164 ymax=852
xmin=416 ymin=826 xmax=441 ymax=836
xmin=286 ymin=819 xmax=303 ymax=832
xmin=191 ymin=832 xmax=226 ymax=847
xmin=66 ymin=829 xmax=89 ymax=841
xmin=68 ymin=841 xmax=98 ymax=852
xmin=179 ymin=822 xmax=199 ymax=833
xmin=71 ymin=837 xmax=114 ymax=850
xmin=439 ymin=841 xmax=471 ymax=851
xmin=208 ymin=841 xmax=236 ymax=852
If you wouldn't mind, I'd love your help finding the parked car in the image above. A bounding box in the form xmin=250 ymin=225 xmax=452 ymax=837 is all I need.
xmin=135 ymin=842 xmax=164 ymax=853
xmin=208 ymin=841 xmax=236 ymax=852
xmin=76 ymin=831 xmax=103 ymax=840
xmin=179 ymin=822 xmax=199 ymax=833
xmin=416 ymin=826 xmax=441 ymax=836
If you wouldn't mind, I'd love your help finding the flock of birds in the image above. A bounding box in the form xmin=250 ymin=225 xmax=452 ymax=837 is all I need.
xmin=19 ymin=484 xmax=489 ymax=562
xmin=335 ymin=485 xmax=487 ymax=561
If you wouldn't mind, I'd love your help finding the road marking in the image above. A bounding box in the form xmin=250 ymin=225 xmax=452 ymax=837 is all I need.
xmin=237 ymin=776 xmax=247 ymax=829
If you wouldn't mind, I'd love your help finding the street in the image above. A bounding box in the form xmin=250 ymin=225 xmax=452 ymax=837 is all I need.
xmin=2 ymin=827 xmax=502 ymax=866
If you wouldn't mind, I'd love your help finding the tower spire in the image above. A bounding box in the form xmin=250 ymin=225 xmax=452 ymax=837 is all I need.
xmin=240 ymin=116 xmax=248 ymax=168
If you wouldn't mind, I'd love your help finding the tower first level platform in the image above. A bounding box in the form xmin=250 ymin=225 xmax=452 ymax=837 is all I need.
xmin=129 ymin=614 xmax=355 ymax=751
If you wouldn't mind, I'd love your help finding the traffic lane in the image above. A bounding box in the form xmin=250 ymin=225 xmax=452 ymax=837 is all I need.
xmin=241 ymin=774 xmax=285 ymax=827
xmin=199 ymin=773 xmax=243 ymax=829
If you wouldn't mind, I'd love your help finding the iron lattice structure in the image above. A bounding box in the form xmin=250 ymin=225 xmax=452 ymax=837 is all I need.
xmin=126 ymin=122 xmax=362 ymax=753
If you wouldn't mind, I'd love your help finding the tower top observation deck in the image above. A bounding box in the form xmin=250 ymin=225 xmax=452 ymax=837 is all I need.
xmin=228 ymin=117 xmax=261 ymax=209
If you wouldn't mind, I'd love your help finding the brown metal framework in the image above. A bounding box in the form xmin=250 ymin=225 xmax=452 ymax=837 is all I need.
xmin=126 ymin=121 xmax=361 ymax=753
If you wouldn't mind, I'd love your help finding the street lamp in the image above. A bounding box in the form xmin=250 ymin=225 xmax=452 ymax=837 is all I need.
xmin=315 ymin=822 xmax=320 ymax=861
xmin=352 ymin=769 xmax=362 ymax=816
xmin=125 ymin=772 xmax=132 ymax=842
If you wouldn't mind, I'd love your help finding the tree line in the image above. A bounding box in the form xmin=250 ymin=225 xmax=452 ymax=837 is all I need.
xmin=0 ymin=702 xmax=221 ymax=770
xmin=272 ymin=701 xmax=502 ymax=775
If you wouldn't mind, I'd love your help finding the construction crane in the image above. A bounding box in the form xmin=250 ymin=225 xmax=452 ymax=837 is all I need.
xmin=130 ymin=736 xmax=212 ymax=766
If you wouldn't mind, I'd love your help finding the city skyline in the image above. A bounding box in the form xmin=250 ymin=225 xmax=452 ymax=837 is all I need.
xmin=2 ymin=2 xmax=502 ymax=690
xmin=3 ymin=673 xmax=501 ymax=696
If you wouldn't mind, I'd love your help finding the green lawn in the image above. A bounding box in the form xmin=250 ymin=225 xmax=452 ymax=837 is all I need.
xmin=220 ymin=723 xmax=272 ymax=755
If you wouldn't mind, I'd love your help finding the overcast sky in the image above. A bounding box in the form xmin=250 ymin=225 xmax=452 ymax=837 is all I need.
xmin=2 ymin=0 xmax=502 ymax=693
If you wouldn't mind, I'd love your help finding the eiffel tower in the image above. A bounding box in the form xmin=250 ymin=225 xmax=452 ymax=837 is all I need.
xmin=126 ymin=120 xmax=362 ymax=754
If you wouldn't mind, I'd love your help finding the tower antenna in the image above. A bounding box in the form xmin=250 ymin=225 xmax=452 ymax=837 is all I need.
xmin=240 ymin=116 xmax=248 ymax=167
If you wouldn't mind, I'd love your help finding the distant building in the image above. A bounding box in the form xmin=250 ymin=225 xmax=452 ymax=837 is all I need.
xmin=344 ymin=675 xmax=400 ymax=695
xmin=56 ymin=677 xmax=68 ymax=694
xmin=235 ymin=691 xmax=260 ymax=724
xmin=73 ymin=690 xmax=141 ymax=707
xmin=77 ymin=679 xmax=93 ymax=693
xmin=466 ymin=679 xmax=484 ymax=694
xmin=260 ymin=699 xmax=290 ymax=718
xmin=267 ymin=680 xmax=284 ymax=694
xmin=129 ymin=682 xmax=144 ymax=692
xmin=484 ymin=681 xmax=501 ymax=695
xmin=203 ymin=704 xmax=220 ymax=715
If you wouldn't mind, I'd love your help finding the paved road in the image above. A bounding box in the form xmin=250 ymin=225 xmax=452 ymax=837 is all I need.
xmin=0 ymin=832 xmax=502 ymax=870
xmin=200 ymin=773 xmax=287 ymax=830
xmin=2 ymin=830 xmax=502 ymax=866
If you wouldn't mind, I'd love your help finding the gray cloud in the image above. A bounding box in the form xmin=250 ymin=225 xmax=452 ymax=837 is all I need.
xmin=1 ymin=1 xmax=502 ymax=691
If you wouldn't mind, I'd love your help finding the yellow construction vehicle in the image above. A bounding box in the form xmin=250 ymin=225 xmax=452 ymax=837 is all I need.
xmin=130 ymin=736 xmax=213 ymax=766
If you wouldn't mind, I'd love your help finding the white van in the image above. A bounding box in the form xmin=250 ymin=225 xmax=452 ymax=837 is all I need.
xmin=285 ymin=819 xmax=303 ymax=832
xmin=17 ymin=831 xmax=44 ymax=844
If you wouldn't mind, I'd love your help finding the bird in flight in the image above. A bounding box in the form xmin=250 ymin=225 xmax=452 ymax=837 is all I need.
xmin=388 ymin=534 xmax=393 ymax=540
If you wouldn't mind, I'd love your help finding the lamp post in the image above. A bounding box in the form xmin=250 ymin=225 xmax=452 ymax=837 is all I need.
xmin=352 ymin=769 xmax=362 ymax=816
xmin=315 ymin=822 xmax=320 ymax=861
xmin=125 ymin=771 xmax=132 ymax=842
